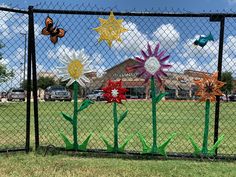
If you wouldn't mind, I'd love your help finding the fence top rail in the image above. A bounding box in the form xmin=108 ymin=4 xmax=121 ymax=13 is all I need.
xmin=0 ymin=6 xmax=28 ymax=14
xmin=32 ymin=8 xmax=236 ymax=18
xmin=1 ymin=5 xmax=236 ymax=18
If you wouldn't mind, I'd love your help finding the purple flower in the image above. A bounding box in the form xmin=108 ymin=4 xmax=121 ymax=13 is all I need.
xmin=126 ymin=43 xmax=172 ymax=84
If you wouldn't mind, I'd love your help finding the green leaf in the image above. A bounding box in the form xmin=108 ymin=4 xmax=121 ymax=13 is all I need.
xmin=137 ymin=132 xmax=150 ymax=153
xmin=189 ymin=136 xmax=201 ymax=156
xmin=118 ymin=110 xmax=128 ymax=125
xmin=119 ymin=134 xmax=134 ymax=152
xmin=101 ymin=135 xmax=114 ymax=152
xmin=155 ymin=92 xmax=168 ymax=104
xmin=78 ymin=133 xmax=93 ymax=151
xmin=60 ymin=133 xmax=73 ymax=150
xmin=78 ymin=99 xmax=94 ymax=112
xmin=158 ymin=133 xmax=176 ymax=157
xmin=61 ymin=112 xmax=73 ymax=124
xmin=208 ymin=135 xmax=224 ymax=156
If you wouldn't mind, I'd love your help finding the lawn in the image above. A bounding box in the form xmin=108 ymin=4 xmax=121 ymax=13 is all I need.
xmin=0 ymin=153 xmax=235 ymax=177
xmin=0 ymin=100 xmax=236 ymax=156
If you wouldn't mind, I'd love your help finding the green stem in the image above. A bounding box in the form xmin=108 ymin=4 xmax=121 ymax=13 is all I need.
xmin=113 ymin=102 xmax=119 ymax=152
xmin=151 ymin=76 xmax=157 ymax=152
xmin=73 ymin=82 xmax=79 ymax=150
xmin=202 ymin=99 xmax=210 ymax=154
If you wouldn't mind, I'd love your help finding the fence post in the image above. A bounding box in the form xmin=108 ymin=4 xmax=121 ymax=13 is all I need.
xmin=28 ymin=5 xmax=39 ymax=150
xmin=28 ymin=6 xmax=40 ymax=150
xmin=25 ymin=6 xmax=33 ymax=153
xmin=210 ymin=15 xmax=225 ymax=156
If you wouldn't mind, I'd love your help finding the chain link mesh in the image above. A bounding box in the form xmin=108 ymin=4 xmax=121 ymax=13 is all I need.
xmin=0 ymin=6 xmax=28 ymax=151
xmin=0 ymin=4 xmax=235 ymax=158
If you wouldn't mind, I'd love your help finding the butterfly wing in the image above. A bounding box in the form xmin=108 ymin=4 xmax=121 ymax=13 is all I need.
xmin=42 ymin=16 xmax=54 ymax=35
xmin=42 ymin=27 xmax=50 ymax=35
xmin=45 ymin=16 xmax=54 ymax=30
xmin=50 ymin=35 xmax=58 ymax=44
xmin=57 ymin=28 xmax=66 ymax=38
xmin=43 ymin=16 xmax=65 ymax=44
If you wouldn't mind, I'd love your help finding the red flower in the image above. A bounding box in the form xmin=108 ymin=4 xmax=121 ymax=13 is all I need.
xmin=102 ymin=80 xmax=127 ymax=103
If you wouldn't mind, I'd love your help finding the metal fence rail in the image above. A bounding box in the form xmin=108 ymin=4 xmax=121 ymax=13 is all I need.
xmin=0 ymin=4 xmax=235 ymax=159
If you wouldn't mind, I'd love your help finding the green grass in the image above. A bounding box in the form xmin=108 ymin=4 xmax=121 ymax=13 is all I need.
xmin=0 ymin=100 xmax=236 ymax=156
xmin=0 ymin=153 xmax=235 ymax=177
xmin=0 ymin=101 xmax=236 ymax=176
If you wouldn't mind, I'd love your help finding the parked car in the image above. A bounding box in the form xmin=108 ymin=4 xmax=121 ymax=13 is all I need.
xmin=229 ymin=94 xmax=236 ymax=102
xmin=7 ymin=88 xmax=25 ymax=101
xmin=44 ymin=86 xmax=71 ymax=101
xmin=0 ymin=91 xmax=7 ymax=99
xmin=86 ymin=90 xmax=104 ymax=101
xmin=0 ymin=91 xmax=6 ymax=102
xmin=220 ymin=94 xmax=227 ymax=101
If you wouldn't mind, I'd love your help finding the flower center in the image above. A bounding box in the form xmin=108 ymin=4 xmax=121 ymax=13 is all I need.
xmin=204 ymin=82 xmax=214 ymax=93
xmin=144 ymin=57 xmax=160 ymax=75
xmin=67 ymin=60 xmax=84 ymax=79
xmin=111 ymin=89 xmax=119 ymax=97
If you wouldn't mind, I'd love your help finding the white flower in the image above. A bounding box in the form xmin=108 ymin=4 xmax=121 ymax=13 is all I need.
xmin=57 ymin=51 xmax=93 ymax=87
xmin=144 ymin=56 xmax=161 ymax=75
xmin=111 ymin=89 xmax=119 ymax=97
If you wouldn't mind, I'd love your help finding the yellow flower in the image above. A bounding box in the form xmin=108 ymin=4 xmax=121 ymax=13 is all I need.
xmin=57 ymin=51 xmax=93 ymax=87
xmin=93 ymin=11 xmax=128 ymax=47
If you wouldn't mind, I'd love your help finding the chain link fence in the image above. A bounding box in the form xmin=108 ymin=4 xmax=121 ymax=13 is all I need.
xmin=0 ymin=4 xmax=235 ymax=158
xmin=0 ymin=6 xmax=29 ymax=152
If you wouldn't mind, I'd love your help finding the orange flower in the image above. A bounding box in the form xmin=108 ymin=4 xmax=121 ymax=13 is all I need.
xmin=194 ymin=72 xmax=225 ymax=102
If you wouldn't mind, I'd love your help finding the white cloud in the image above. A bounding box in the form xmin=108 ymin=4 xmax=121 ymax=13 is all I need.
xmin=93 ymin=65 xmax=106 ymax=78
xmin=113 ymin=21 xmax=149 ymax=53
xmin=51 ymin=45 xmax=90 ymax=62
xmin=177 ymin=34 xmax=236 ymax=76
xmin=152 ymin=23 xmax=180 ymax=49
xmin=34 ymin=23 xmax=43 ymax=38
xmin=0 ymin=5 xmax=29 ymax=40
xmin=92 ymin=53 xmax=105 ymax=65
xmin=15 ymin=48 xmax=26 ymax=61
xmin=222 ymin=53 xmax=236 ymax=73
xmin=0 ymin=5 xmax=13 ymax=39
xmin=181 ymin=35 xmax=218 ymax=59
xmin=0 ymin=4 xmax=42 ymax=41
xmin=37 ymin=63 xmax=46 ymax=72
xmin=224 ymin=36 xmax=236 ymax=56
xmin=11 ymin=16 xmax=28 ymax=34
xmin=0 ymin=58 xmax=9 ymax=65
xmin=113 ymin=22 xmax=180 ymax=55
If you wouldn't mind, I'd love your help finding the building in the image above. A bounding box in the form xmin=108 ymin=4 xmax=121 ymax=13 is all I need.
xmin=37 ymin=71 xmax=58 ymax=79
xmin=35 ymin=60 xmax=236 ymax=100
xmin=88 ymin=59 xmax=210 ymax=100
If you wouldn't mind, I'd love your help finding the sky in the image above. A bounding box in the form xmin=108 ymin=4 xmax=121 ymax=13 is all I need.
xmin=0 ymin=0 xmax=236 ymax=91
xmin=1 ymin=0 xmax=236 ymax=12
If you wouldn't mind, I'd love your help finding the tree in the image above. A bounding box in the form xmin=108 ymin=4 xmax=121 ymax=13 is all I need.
xmin=221 ymin=71 xmax=234 ymax=101
xmin=0 ymin=42 xmax=14 ymax=83
xmin=0 ymin=64 xmax=14 ymax=83
xmin=37 ymin=76 xmax=57 ymax=90
xmin=20 ymin=79 xmax=33 ymax=90
xmin=20 ymin=76 xmax=57 ymax=90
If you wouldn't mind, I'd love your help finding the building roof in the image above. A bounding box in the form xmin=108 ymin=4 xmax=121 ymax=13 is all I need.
xmin=105 ymin=58 xmax=135 ymax=72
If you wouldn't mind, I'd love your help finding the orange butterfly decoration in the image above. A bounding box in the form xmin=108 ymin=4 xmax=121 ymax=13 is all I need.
xmin=41 ymin=16 xmax=66 ymax=44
